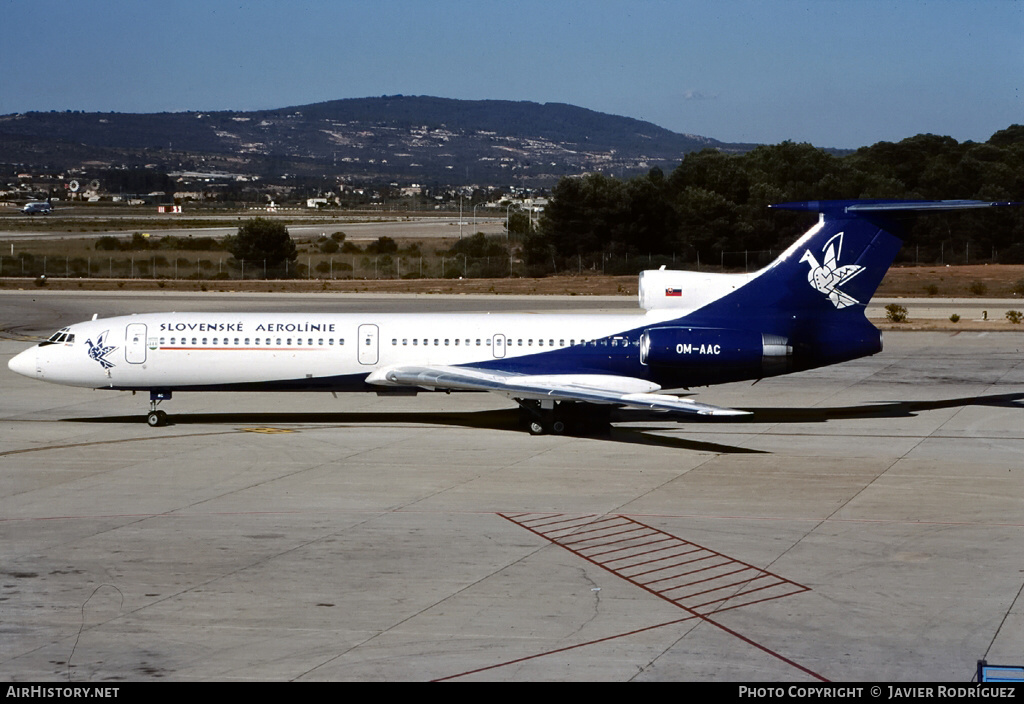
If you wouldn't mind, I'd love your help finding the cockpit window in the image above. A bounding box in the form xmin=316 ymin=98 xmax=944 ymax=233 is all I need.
xmin=41 ymin=327 xmax=74 ymax=346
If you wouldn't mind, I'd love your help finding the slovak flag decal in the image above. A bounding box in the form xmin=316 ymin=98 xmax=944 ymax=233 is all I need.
xmin=665 ymin=288 xmax=682 ymax=297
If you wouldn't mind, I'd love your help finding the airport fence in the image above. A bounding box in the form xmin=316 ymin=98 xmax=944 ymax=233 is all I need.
xmin=0 ymin=241 xmax=1005 ymax=283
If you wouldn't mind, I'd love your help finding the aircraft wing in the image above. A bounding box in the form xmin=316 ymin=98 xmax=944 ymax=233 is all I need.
xmin=365 ymin=365 xmax=749 ymax=416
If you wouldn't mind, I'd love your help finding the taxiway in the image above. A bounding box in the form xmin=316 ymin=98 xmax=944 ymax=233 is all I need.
xmin=1 ymin=291 xmax=1022 ymax=681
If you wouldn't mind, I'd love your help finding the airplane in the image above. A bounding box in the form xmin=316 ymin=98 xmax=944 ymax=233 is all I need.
xmin=7 ymin=199 xmax=1018 ymax=434
xmin=21 ymin=201 xmax=53 ymax=215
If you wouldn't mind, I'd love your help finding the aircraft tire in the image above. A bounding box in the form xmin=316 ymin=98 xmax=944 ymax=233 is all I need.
xmin=147 ymin=411 xmax=167 ymax=427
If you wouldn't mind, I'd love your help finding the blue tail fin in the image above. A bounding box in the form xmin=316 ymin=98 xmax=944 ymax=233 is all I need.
xmin=699 ymin=200 xmax=1017 ymax=321
xmin=669 ymin=200 xmax=1019 ymax=374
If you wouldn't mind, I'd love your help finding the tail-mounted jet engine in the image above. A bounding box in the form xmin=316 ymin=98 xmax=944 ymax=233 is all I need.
xmin=640 ymin=326 xmax=791 ymax=375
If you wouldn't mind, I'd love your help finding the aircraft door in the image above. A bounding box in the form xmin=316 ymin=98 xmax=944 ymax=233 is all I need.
xmin=492 ymin=334 xmax=506 ymax=359
xmin=125 ymin=323 xmax=147 ymax=364
xmin=358 ymin=324 xmax=379 ymax=365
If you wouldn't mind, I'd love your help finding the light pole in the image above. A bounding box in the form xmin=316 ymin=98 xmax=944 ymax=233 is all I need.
xmin=473 ymin=203 xmax=483 ymax=231
xmin=505 ymin=202 xmax=514 ymax=240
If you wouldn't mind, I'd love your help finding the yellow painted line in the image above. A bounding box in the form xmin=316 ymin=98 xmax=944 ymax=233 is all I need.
xmin=241 ymin=427 xmax=296 ymax=434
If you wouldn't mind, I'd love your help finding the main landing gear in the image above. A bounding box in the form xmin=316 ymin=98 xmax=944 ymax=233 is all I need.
xmin=516 ymin=399 xmax=612 ymax=436
xmin=146 ymin=389 xmax=172 ymax=427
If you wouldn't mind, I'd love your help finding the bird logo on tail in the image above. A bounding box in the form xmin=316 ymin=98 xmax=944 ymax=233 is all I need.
xmin=799 ymin=232 xmax=865 ymax=309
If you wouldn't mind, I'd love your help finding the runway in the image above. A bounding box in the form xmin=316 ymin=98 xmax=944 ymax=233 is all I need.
xmin=0 ymin=216 xmax=507 ymax=243
xmin=1 ymin=292 xmax=1023 ymax=681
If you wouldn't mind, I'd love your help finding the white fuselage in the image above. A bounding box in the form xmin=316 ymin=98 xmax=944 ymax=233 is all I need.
xmin=11 ymin=310 xmax=667 ymax=391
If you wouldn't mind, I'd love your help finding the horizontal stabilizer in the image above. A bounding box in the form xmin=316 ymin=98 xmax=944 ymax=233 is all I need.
xmin=770 ymin=199 xmax=1020 ymax=215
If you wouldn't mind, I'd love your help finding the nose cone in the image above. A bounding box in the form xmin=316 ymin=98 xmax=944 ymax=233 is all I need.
xmin=8 ymin=347 xmax=37 ymax=378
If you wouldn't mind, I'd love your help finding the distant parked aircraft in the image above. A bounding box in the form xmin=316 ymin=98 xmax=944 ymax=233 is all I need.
xmin=21 ymin=202 xmax=52 ymax=215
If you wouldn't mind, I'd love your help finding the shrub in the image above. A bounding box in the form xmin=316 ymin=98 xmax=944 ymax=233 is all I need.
xmin=228 ymin=218 xmax=296 ymax=267
xmin=968 ymin=280 xmax=988 ymax=296
xmin=923 ymin=283 xmax=939 ymax=296
xmin=95 ymin=236 xmax=122 ymax=251
xmin=1007 ymin=310 xmax=1023 ymax=324
xmin=365 ymin=236 xmax=398 ymax=255
xmin=885 ymin=303 xmax=908 ymax=323
xmin=949 ymin=314 xmax=960 ymax=323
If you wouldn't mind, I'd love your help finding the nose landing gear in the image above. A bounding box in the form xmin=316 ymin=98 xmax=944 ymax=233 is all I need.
xmin=146 ymin=389 xmax=172 ymax=427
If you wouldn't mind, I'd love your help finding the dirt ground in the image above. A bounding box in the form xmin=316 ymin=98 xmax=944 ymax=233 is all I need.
xmin=4 ymin=263 xmax=1022 ymax=296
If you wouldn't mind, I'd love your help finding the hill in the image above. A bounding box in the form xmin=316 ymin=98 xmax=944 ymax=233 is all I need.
xmin=0 ymin=95 xmax=755 ymax=185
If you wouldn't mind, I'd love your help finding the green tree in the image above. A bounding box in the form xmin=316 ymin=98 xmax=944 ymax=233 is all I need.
xmin=227 ymin=218 xmax=297 ymax=266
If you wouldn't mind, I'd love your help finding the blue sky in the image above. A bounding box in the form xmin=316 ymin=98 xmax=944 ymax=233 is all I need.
xmin=2 ymin=0 xmax=1020 ymax=148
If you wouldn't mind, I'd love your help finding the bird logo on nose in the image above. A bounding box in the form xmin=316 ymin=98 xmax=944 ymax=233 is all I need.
xmin=86 ymin=330 xmax=118 ymax=369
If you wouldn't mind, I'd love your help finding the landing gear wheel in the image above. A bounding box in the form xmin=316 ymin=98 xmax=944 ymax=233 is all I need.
xmin=528 ymin=420 xmax=546 ymax=436
xmin=147 ymin=410 xmax=167 ymax=427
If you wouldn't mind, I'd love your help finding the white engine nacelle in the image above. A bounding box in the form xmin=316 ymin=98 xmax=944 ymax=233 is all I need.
xmin=638 ymin=268 xmax=758 ymax=311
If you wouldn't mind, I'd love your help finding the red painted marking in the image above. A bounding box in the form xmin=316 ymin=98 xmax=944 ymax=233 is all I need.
xmin=499 ymin=512 xmax=826 ymax=682
xmin=432 ymin=616 xmax=699 ymax=682
xmin=593 ymin=540 xmax=679 ymax=560
xmin=563 ymin=527 xmax=655 ymax=548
